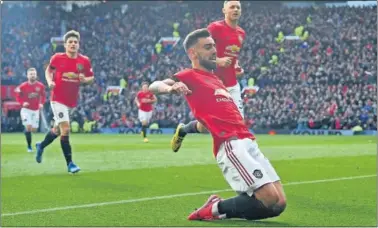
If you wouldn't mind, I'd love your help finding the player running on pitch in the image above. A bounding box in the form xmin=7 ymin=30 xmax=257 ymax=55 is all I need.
xmin=36 ymin=30 xmax=94 ymax=173
xmin=135 ymin=82 xmax=157 ymax=143
xmin=15 ymin=67 xmax=46 ymax=152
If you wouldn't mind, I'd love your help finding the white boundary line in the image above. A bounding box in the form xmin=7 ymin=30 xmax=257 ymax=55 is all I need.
xmin=1 ymin=174 xmax=376 ymax=217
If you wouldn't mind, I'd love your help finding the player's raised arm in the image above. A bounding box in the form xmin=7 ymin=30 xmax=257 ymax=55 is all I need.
xmin=149 ymin=78 xmax=191 ymax=95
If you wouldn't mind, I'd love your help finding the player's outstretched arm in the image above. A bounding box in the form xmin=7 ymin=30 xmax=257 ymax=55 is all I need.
xmin=149 ymin=79 xmax=191 ymax=95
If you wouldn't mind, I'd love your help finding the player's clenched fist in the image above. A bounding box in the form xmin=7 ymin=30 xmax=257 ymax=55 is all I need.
xmin=79 ymin=73 xmax=86 ymax=82
xmin=47 ymin=81 xmax=55 ymax=89
xmin=170 ymin=82 xmax=192 ymax=95
xmin=217 ymin=56 xmax=233 ymax=67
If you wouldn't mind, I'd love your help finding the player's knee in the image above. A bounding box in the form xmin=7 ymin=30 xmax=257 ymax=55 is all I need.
xmin=25 ymin=125 xmax=32 ymax=132
xmin=31 ymin=128 xmax=38 ymax=133
xmin=254 ymin=183 xmax=280 ymax=209
xmin=59 ymin=123 xmax=70 ymax=136
xmin=196 ymin=122 xmax=208 ymax=133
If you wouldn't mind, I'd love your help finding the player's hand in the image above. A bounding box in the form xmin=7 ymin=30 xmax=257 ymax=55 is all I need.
xmin=79 ymin=73 xmax=86 ymax=83
xmin=23 ymin=102 xmax=30 ymax=108
xmin=39 ymin=104 xmax=44 ymax=109
xmin=217 ymin=57 xmax=233 ymax=67
xmin=236 ymin=67 xmax=244 ymax=77
xmin=170 ymin=82 xmax=192 ymax=95
xmin=48 ymin=81 xmax=55 ymax=89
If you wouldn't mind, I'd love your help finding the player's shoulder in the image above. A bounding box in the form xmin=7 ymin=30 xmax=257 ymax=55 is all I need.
xmin=78 ymin=53 xmax=91 ymax=61
xmin=17 ymin=81 xmax=27 ymax=89
xmin=174 ymin=68 xmax=194 ymax=79
xmin=208 ymin=20 xmax=224 ymax=31
xmin=51 ymin=52 xmax=66 ymax=59
xmin=36 ymin=81 xmax=45 ymax=87
xmin=208 ymin=20 xmax=224 ymax=28
xmin=236 ymin=26 xmax=246 ymax=35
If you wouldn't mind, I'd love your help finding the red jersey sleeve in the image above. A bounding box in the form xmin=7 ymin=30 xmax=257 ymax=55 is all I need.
xmin=15 ymin=83 xmax=25 ymax=105
xmin=207 ymin=22 xmax=221 ymax=41
xmin=49 ymin=54 xmax=59 ymax=70
xmin=84 ymin=57 xmax=94 ymax=77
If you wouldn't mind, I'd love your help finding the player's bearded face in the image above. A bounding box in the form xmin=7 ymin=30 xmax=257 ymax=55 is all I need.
xmin=64 ymin=37 xmax=79 ymax=54
xmin=195 ymin=38 xmax=217 ymax=71
xmin=223 ymin=1 xmax=241 ymax=21
xmin=27 ymin=71 xmax=37 ymax=82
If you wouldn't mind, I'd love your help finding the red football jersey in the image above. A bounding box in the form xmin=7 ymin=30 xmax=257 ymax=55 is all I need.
xmin=174 ymin=69 xmax=255 ymax=156
xmin=15 ymin=81 xmax=46 ymax=111
xmin=207 ymin=20 xmax=246 ymax=87
xmin=49 ymin=53 xmax=94 ymax=108
xmin=137 ymin=91 xmax=154 ymax=112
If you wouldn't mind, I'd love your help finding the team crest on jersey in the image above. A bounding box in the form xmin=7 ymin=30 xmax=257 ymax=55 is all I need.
xmin=35 ymin=87 xmax=40 ymax=92
xmin=77 ymin=63 xmax=84 ymax=72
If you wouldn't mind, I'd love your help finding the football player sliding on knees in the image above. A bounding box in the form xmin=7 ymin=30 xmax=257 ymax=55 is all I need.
xmin=171 ymin=0 xmax=246 ymax=153
xmin=149 ymin=28 xmax=286 ymax=221
xmin=36 ymin=30 xmax=94 ymax=174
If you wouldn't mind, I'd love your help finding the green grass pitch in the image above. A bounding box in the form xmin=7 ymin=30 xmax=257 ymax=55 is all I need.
xmin=1 ymin=133 xmax=377 ymax=227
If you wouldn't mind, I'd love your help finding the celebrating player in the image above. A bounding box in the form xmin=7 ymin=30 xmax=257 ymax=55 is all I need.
xmin=149 ymin=28 xmax=286 ymax=221
xmin=15 ymin=68 xmax=46 ymax=152
xmin=35 ymin=30 xmax=94 ymax=173
xmin=171 ymin=0 xmax=246 ymax=152
xmin=134 ymin=82 xmax=157 ymax=143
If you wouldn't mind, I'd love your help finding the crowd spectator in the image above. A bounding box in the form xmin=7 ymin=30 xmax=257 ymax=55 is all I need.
xmin=1 ymin=1 xmax=376 ymax=131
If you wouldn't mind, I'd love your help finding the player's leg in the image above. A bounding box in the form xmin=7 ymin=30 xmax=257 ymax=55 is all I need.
xmin=138 ymin=110 xmax=149 ymax=142
xmin=58 ymin=119 xmax=79 ymax=173
xmin=171 ymin=120 xmax=207 ymax=152
xmin=188 ymin=139 xmax=285 ymax=221
xmin=36 ymin=103 xmax=61 ymax=162
xmin=247 ymin=139 xmax=287 ymax=210
xmin=215 ymin=139 xmax=286 ymax=220
xmin=228 ymin=83 xmax=244 ymax=118
xmin=20 ymin=108 xmax=33 ymax=152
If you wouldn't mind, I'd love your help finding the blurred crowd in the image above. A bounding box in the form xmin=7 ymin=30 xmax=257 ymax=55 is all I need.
xmin=1 ymin=1 xmax=377 ymax=132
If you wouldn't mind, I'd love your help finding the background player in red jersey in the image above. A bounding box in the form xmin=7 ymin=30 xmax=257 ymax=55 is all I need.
xmin=36 ymin=30 xmax=94 ymax=174
xmin=149 ymin=28 xmax=286 ymax=221
xmin=15 ymin=68 xmax=46 ymax=152
xmin=134 ymin=82 xmax=157 ymax=143
xmin=171 ymin=0 xmax=246 ymax=152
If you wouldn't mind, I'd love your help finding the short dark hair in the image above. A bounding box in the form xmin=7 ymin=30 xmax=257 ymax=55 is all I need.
xmin=63 ymin=30 xmax=80 ymax=43
xmin=183 ymin=28 xmax=211 ymax=52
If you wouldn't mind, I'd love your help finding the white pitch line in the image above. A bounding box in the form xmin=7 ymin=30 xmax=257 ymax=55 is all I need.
xmin=2 ymin=174 xmax=376 ymax=217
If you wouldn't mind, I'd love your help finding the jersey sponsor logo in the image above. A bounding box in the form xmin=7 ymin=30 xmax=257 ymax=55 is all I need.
xmin=28 ymin=92 xmax=39 ymax=99
xmin=225 ymin=44 xmax=241 ymax=57
xmin=214 ymin=88 xmax=233 ymax=102
xmin=62 ymin=72 xmax=80 ymax=82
